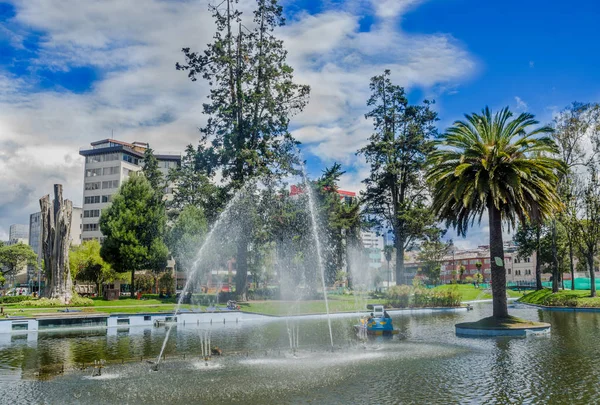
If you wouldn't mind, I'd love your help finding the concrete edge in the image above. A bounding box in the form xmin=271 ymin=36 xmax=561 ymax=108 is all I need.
xmin=519 ymin=302 xmax=600 ymax=312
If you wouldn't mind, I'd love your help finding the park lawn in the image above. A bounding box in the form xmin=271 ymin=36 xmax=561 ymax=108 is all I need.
xmin=519 ymin=288 xmax=600 ymax=308
xmin=0 ymin=303 xmax=195 ymax=318
xmin=239 ymin=298 xmax=385 ymax=316
xmin=431 ymin=284 xmax=524 ymax=301
xmin=431 ymin=284 xmax=492 ymax=301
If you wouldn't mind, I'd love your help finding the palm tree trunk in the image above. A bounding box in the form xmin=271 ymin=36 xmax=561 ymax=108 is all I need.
xmin=551 ymin=220 xmax=559 ymax=293
xmin=535 ymin=225 xmax=542 ymax=290
xmin=488 ymin=203 xmax=508 ymax=318
xmin=395 ymin=237 xmax=404 ymax=285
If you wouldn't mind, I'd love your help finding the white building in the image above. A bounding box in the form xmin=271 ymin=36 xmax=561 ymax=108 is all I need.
xmin=78 ymin=139 xmax=180 ymax=242
xmin=361 ymin=231 xmax=384 ymax=269
xmin=9 ymin=224 xmax=29 ymax=241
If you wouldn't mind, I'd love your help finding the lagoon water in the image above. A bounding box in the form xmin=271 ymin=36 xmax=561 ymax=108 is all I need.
xmin=1 ymin=303 xmax=599 ymax=404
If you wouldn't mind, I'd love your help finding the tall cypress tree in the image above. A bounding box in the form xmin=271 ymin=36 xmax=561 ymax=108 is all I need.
xmin=358 ymin=70 xmax=438 ymax=285
xmin=176 ymin=0 xmax=310 ymax=299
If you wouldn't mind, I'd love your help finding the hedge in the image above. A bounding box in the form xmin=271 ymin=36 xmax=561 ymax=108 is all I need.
xmin=0 ymin=295 xmax=36 ymax=304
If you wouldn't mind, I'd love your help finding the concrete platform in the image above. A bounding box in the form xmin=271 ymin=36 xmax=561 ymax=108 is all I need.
xmin=455 ymin=321 xmax=551 ymax=337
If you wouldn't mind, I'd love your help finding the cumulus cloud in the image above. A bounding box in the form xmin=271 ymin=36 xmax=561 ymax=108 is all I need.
xmin=0 ymin=0 xmax=476 ymax=238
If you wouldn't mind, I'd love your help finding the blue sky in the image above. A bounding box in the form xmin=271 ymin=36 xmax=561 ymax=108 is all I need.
xmin=0 ymin=0 xmax=599 ymax=246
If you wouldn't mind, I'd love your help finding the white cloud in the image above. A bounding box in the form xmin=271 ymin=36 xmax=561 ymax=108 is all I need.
xmin=515 ymin=96 xmax=528 ymax=111
xmin=0 ymin=0 xmax=476 ymax=238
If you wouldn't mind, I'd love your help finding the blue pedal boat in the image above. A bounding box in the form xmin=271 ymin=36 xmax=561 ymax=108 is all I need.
xmin=354 ymin=305 xmax=399 ymax=336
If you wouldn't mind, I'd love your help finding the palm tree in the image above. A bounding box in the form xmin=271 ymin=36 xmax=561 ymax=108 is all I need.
xmin=383 ymin=245 xmax=394 ymax=287
xmin=426 ymin=107 xmax=564 ymax=318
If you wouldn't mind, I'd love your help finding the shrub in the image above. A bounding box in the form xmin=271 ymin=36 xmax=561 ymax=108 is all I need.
xmin=386 ymin=285 xmax=412 ymax=308
xmin=247 ymin=287 xmax=280 ymax=300
xmin=386 ymin=285 xmax=461 ymax=308
xmin=70 ymin=295 xmax=94 ymax=306
xmin=21 ymin=298 xmax=63 ymax=307
xmin=19 ymin=294 xmax=94 ymax=307
xmin=0 ymin=295 xmax=35 ymax=304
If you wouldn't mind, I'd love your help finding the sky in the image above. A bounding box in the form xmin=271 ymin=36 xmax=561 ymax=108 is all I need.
xmin=0 ymin=0 xmax=599 ymax=248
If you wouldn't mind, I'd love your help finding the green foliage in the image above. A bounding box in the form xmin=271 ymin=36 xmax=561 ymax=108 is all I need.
xmin=0 ymin=243 xmax=38 ymax=276
xmin=427 ymin=106 xmax=564 ymax=317
xmin=99 ymin=175 xmax=169 ymax=292
xmin=158 ymin=272 xmax=174 ymax=295
xmin=134 ymin=273 xmax=155 ymax=293
xmin=20 ymin=295 xmax=93 ymax=307
xmin=168 ymin=145 xmax=224 ymax=221
xmin=417 ymin=235 xmax=450 ymax=285
xmin=142 ymin=147 xmax=164 ymax=194
xmin=168 ymin=205 xmax=208 ymax=273
xmin=358 ymin=70 xmax=439 ymax=284
xmin=0 ymin=295 xmax=33 ymax=304
xmin=70 ymin=240 xmax=115 ymax=294
xmin=0 ymin=273 xmax=5 ymax=287
xmin=176 ymin=0 xmax=310 ymax=299
xmin=385 ymin=285 xmax=461 ymax=308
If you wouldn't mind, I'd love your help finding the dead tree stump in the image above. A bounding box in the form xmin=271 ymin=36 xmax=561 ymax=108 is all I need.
xmin=40 ymin=184 xmax=73 ymax=304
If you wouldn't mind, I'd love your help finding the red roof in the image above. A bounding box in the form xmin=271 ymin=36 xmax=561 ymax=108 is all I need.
xmin=290 ymin=185 xmax=356 ymax=198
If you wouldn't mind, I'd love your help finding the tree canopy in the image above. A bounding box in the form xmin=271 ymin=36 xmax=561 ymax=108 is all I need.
xmin=427 ymin=107 xmax=564 ymax=318
xmin=99 ymin=174 xmax=169 ymax=293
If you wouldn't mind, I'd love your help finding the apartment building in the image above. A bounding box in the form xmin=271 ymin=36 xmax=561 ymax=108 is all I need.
xmin=9 ymin=224 xmax=29 ymax=241
xmin=78 ymin=139 xmax=180 ymax=242
xmin=361 ymin=231 xmax=384 ymax=269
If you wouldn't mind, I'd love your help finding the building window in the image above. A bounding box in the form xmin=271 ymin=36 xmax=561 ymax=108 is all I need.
xmin=102 ymin=180 xmax=119 ymax=189
xmin=101 ymin=195 xmax=113 ymax=203
xmin=508 ymin=269 xmax=511 ymax=274
xmin=84 ymin=196 xmax=101 ymax=204
xmin=102 ymin=166 xmax=120 ymax=176
xmin=85 ymin=182 xmax=101 ymax=191
xmin=83 ymin=209 xmax=100 ymax=218
xmin=525 ymin=257 xmax=531 ymax=263
xmin=85 ymin=168 xmax=102 ymax=177
xmin=123 ymin=154 xmax=139 ymax=165
xmin=83 ymin=223 xmax=98 ymax=232
xmin=484 ymin=259 xmax=490 ymax=263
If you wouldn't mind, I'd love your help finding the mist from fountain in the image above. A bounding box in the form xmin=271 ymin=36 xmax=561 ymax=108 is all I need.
xmin=300 ymin=163 xmax=334 ymax=348
xmin=156 ymin=183 xmax=251 ymax=366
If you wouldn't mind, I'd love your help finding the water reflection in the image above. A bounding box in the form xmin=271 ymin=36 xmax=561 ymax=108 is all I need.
xmin=1 ymin=305 xmax=600 ymax=404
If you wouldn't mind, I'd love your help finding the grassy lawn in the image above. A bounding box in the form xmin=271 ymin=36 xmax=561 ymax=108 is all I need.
xmin=431 ymin=284 xmax=524 ymax=301
xmin=519 ymin=288 xmax=600 ymax=307
xmin=432 ymin=284 xmax=492 ymax=301
xmin=456 ymin=315 xmax=547 ymax=330
xmin=239 ymin=297 xmax=385 ymax=316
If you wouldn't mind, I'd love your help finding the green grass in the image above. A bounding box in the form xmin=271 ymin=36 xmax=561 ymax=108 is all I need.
xmin=519 ymin=288 xmax=600 ymax=307
xmin=239 ymin=298 xmax=385 ymax=316
xmin=456 ymin=315 xmax=547 ymax=330
xmin=431 ymin=284 xmax=492 ymax=301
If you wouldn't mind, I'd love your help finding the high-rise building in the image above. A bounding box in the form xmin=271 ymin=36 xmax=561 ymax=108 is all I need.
xmin=9 ymin=224 xmax=29 ymax=241
xmin=361 ymin=231 xmax=384 ymax=269
xmin=78 ymin=139 xmax=181 ymax=242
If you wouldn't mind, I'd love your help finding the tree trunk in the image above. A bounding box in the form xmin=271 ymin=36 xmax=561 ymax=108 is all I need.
xmin=39 ymin=184 xmax=73 ymax=304
xmin=535 ymin=226 xmax=542 ymax=290
xmin=131 ymin=268 xmax=136 ymax=297
xmin=235 ymin=238 xmax=248 ymax=301
xmin=96 ymin=281 xmax=102 ymax=298
xmin=588 ymin=253 xmax=596 ymax=298
xmin=551 ymin=220 xmax=559 ymax=293
xmin=488 ymin=203 xmax=508 ymax=318
xmin=394 ymin=233 xmax=404 ymax=285
xmin=569 ymin=238 xmax=575 ymax=291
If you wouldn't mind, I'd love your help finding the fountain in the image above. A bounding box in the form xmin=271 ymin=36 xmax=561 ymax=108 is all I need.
xmin=300 ymin=163 xmax=335 ymax=349
xmin=155 ymin=184 xmax=252 ymax=367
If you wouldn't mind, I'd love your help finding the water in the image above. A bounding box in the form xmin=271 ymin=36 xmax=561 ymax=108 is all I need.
xmin=156 ymin=184 xmax=250 ymax=366
xmin=2 ymin=304 xmax=600 ymax=404
xmin=300 ymin=164 xmax=334 ymax=348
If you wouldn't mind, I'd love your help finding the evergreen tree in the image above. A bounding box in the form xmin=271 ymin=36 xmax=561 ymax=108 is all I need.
xmin=176 ymin=0 xmax=310 ymax=299
xmin=167 ymin=205 xmax=208 ymax=275
xmin=168 ymin=144 xmax=224 ymax=222
xmin=142 ymin=147 xmax=164 ymax=195
xmin=358 ymin=70 xmax=439 ymax=285
xmin=99 ymin=175 xmax=169 ymax=294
